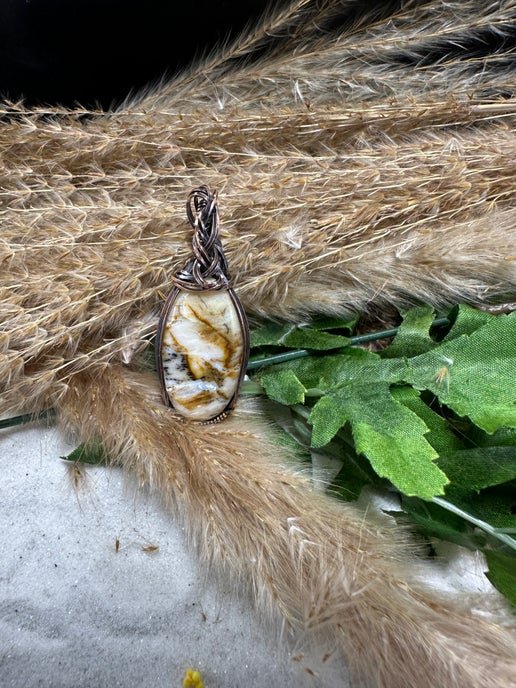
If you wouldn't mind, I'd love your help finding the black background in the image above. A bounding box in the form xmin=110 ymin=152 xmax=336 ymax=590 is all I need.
xmin=0 ymin=0 xmax=276 ymax=108
xmin=1 ymin=1 xmax=514 ymax=108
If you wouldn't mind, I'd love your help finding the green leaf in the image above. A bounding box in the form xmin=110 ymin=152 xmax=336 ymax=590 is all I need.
xmin=260 ymin=369 xmax=306 ymax=405
xmin=470 ymin=486 xmax=516 ymax=531
xmin=309 ymin=314 xmax=359 ymax=332
xmin=444 ymin=304 xmax=494 ymax=341
xmin=398 ymin=496 xmax=482 ymax=550
xmin=326 ymin=427 xmax=384 ymax=501
xmin=329 ymin=459 xmax=372 ymax=501
xmin=437 ymin=447 xmax=516 ymax=491
xmin=251 ymin=322 xmax=296 ymax=347
xmin=0 ymin=409 xmax=54 ymax=429
xmin=62 ymin=439 xmax=109 ymax=465
xmin=432 ymin=491 xmax=516 ymax=552
xmin=467 ymin=426 xmax=516 ymax=448
xmin=446 ymin=483 xmax=516 ymax=531
xmin=391 ymin=386 xmax=464 ymax=454
xmin=309 ymin=382 xmax=448 ymax=498
xmin=261 ymin=402 xmax=313 ymax=457
xmin=403 ymin=312 xmax=516 ymax=433
xmin=251 ymin=322 xmax=350 ymax=350
xmin=280 ymin=347 xmax=404 ymax=392
xmin=484 ymin=550 xmax=516 ymax=607
xmin=382 ymin=306 xmax=437 ymax=358
xmin=273 ymin=312 xmax=516 ymax=436
xmin=283 ymin=327 xmax=351 ymax=350
xmin=253 ymin=306 xmax=516 ymax=507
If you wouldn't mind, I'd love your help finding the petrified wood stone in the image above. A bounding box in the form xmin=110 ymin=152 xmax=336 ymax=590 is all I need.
xmin=159 ymin=289 xmax=246 ymax=421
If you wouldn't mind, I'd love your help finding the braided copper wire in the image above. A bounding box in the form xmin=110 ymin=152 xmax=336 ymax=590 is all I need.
xmin=173 ymin=185 xmax=230 ymax=290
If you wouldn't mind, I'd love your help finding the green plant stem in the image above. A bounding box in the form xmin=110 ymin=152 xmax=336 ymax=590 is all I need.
xmin=247 ymin=317 xmax=450 ymax=370
xmin=432 ymin=496 xmax=516 ymax=552
xmin=291 ymin=404 xmax=310 ymax=420
xmin=0 ymin=410 xmax=54 ymax=429
xmin=248 ymin=348 xmax=311 ymax=369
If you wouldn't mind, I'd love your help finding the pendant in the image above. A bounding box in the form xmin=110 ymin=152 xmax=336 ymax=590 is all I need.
xmin=156 ymin=186 xmax=249 ymax=422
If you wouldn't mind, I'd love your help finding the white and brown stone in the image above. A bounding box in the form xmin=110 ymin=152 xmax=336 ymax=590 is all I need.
xmin=159 ymin=289 xmax=246 ymax=421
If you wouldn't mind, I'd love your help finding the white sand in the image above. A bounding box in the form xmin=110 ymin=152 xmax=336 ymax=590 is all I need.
xmin=1 ymin=420 xmax=345 ymax=687
xmin=0 ymin=419 xmax=501 ymax=687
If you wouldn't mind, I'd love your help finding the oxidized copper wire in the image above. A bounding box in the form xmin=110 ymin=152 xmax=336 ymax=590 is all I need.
xmin=173 ymin=185 xmax=230 ymax=291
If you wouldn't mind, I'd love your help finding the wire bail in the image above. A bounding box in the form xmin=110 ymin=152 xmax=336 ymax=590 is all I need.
xmin=173 ymin=185 xmax=230 ymax=291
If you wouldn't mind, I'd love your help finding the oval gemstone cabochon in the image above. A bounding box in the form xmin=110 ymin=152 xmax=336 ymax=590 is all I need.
xmin=160 ymin=290 xmax=245 ymax=421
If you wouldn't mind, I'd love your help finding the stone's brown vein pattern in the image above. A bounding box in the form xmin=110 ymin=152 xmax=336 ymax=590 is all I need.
xmin=160 ymin=290 xmax=245 ymax=421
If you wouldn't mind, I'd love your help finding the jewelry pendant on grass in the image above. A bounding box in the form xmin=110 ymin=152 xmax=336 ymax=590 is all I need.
xmin=156 ymin=186 xmax=249 ymax=422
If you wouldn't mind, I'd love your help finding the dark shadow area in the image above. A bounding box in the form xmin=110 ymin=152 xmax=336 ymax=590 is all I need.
xmin=1 ymin=1 xmax=513 ymax=108
xmin=0 ymin=0 xmax=278 ymax=108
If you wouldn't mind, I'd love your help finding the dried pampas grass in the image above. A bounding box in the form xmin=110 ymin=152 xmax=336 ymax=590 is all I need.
xmin=1 ymin=0 xmax=516 ymax=685
xmin=59 ymin=365 xmax=516 ymax=688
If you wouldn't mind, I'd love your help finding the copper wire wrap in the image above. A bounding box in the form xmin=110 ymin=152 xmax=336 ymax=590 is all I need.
xmin=173 ymin=185 xmax=230 ymax=291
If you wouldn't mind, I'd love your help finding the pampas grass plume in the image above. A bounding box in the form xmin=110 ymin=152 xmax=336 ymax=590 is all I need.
xmin=1 ymin=1 xmax=516 ymax=685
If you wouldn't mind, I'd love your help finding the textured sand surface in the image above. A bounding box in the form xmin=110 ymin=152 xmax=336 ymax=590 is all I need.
xmin=0 ymin=421 xmax=344 ymax=688
xmin=0 ymin=420 xmax=500 ymax=688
